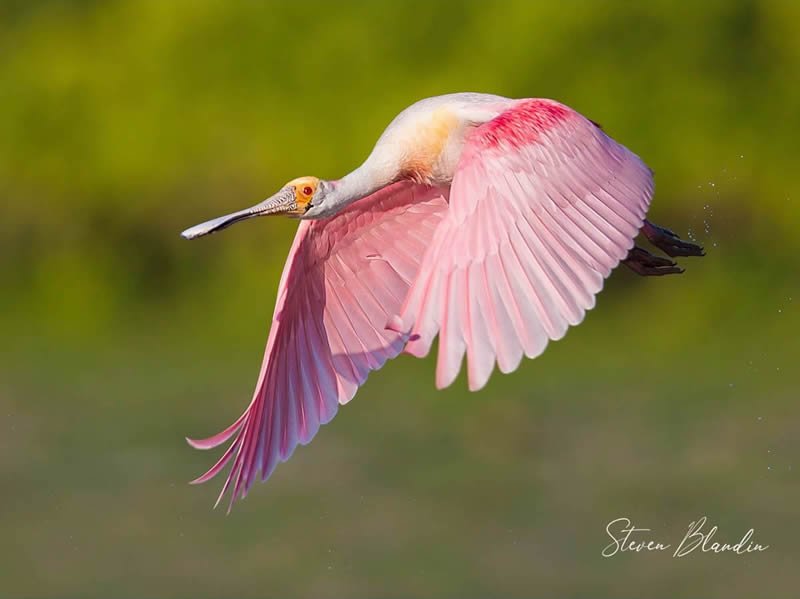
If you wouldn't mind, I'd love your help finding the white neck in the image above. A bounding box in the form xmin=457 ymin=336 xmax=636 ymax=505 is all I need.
xmin=316 ymin=157 xmax=399 ymax=218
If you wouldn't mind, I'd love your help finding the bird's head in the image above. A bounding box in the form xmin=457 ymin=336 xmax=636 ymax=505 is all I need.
xmin=180 ymin=176 xmax=330 ymax=239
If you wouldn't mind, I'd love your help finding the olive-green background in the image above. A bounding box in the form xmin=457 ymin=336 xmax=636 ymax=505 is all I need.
xmin=1 ymin=1 xmax=798 ymax=597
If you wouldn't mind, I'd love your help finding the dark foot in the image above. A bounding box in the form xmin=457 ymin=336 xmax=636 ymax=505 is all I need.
xmin=642 ymin=220 xmax=705 ymax=258
xmin=623 ymin=245 xmax=684 ymax=276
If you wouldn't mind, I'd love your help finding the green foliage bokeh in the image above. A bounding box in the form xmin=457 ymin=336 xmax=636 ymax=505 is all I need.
xmin=1 ymin=2 xmax=798 ymax=597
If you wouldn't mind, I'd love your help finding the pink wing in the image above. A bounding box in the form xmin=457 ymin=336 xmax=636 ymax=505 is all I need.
xmin=188 ymin=181 xmax=448 ymax=509
xmin=390 ymin=99 xmax=654 ymax=391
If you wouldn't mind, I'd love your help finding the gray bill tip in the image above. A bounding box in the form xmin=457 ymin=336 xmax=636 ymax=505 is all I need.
xmin=180 ymin=220 xmax=219 ymax=239
xmin=180 ymin=224 xmax=205 ymax=240
xmin=180 ymin=213 xmax=243 ymax=239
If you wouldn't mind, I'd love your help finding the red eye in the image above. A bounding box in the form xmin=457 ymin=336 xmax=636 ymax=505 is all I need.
xmin=303 ymin=186 xmax=313 ymax=196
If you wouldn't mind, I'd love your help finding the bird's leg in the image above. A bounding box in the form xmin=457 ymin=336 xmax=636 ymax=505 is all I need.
xmin=641 ymin=220 xmax=705 ymax=258
xmin=623 ymin=245 xmax=684 ymax=276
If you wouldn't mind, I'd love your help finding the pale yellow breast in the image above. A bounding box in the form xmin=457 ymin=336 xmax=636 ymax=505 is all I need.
xmin=401 ymin=107 xmax=461 ymax=182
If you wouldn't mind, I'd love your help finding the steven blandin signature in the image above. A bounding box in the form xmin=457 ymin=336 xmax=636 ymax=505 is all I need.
xmin=602 ymin=516 xmax=769 ymax=558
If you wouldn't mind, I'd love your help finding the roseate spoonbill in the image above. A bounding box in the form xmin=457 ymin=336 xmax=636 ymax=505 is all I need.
xmin=181 ymin=93 xmax=703 ymax=509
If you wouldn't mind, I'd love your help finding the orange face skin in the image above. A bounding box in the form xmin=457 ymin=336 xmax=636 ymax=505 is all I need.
xmin=284 ymin=176 xmax=320 ymax=214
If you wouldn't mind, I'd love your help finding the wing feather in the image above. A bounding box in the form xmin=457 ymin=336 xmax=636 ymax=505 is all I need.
xmin=395 ymin=98 xmax=653 ymax=391
xmin=188 ymin=181 xmax=448 ymax=508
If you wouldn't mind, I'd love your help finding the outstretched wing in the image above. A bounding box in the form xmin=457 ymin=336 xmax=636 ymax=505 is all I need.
xmin=390 ymin=99 xmax=653 ymax=390
xmin=188 ymin=181 xmax=448 ymax=509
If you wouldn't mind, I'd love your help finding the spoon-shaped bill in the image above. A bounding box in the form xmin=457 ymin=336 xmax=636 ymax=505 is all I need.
xmin=181 ymin=187 xmax=297 ymax=239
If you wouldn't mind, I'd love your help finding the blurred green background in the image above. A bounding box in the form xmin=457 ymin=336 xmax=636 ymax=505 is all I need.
xmin=1 ymin=0 xmax=798 ymax=597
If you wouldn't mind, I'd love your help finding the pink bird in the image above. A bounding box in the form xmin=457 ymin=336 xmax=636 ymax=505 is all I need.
xmin=181 ymin=93 xmax=703 ymax=509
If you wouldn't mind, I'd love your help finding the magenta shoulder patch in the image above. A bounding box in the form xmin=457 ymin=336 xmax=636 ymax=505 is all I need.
xmin=470 ymin=99 xmax=573 ymax=152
